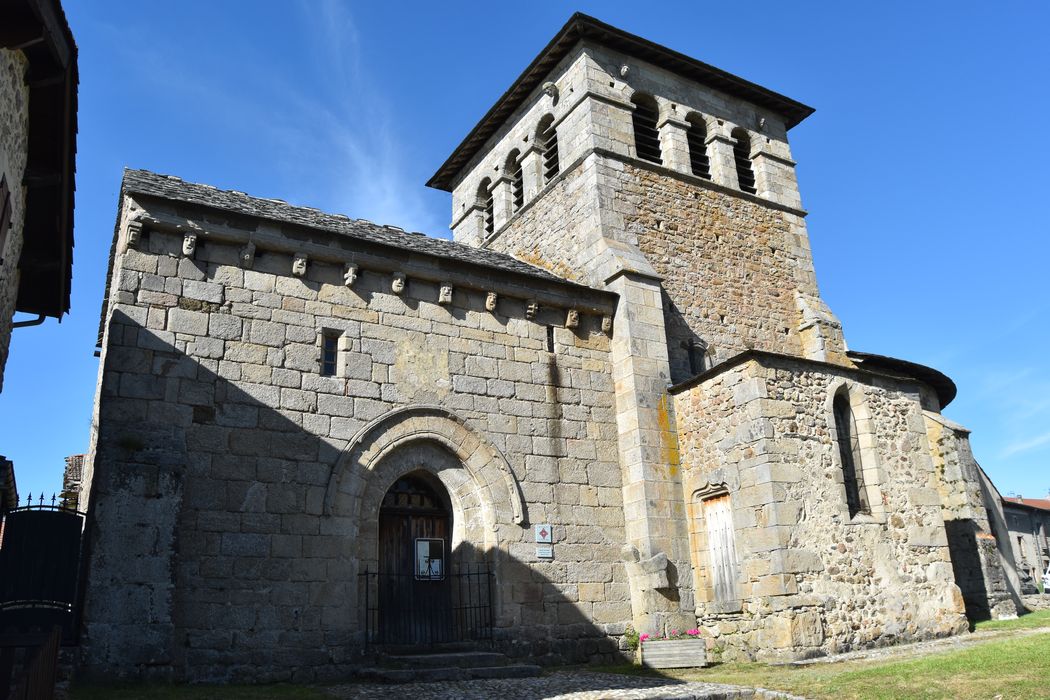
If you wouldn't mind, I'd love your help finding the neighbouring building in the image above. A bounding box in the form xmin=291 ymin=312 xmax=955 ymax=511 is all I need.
xmin=0 ymin=455 xmax=16 ymax=515
xmin=1002 ymin=495 xmax=1050 ymax=593
xmin=0 ymin=0 xmax=77 ymax=392
xmin=79 ymin=13 xmax=1012 ymax=683
xmin=61 ymin=453 xmax=85 ymax=510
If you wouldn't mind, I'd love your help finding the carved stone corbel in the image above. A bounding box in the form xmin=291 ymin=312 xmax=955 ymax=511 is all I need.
xmin=292 ymin=253 xmax=308 ymax=277
xmin=343 ymin=263 xmax=359 ymax=287
xmin=239 ymin=241 xmax=256 ymax=269
xmin=525 ymin=300 xmax=538 ymax=320
xmin=125 ymin=219 xmax=143 ymax=250
xmin=181 ymin=232 xmax=197 ymax=258
xmin=621 ymin=545 xmax=670 ymax=592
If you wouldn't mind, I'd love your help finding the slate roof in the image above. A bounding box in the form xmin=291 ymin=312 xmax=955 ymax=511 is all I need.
xmin=122 ymin=168 xmax=571 ymax=285
xmin=847 ymin=350 xmax=957 ymax=409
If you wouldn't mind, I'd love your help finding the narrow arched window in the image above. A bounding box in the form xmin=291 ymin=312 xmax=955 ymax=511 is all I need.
xmin=731 ymin=128 xmax=756 ymax=194
xmin=685 ymin=339 xmax=709 ymax=375
xmin=477 ymin=178 xmax=494 ymax=237
xmin=631 ymin=94 xmax=662 ymax=164
xmin=537 ymin=115 xmax=559 ymax=183
xmin=833 ymin=389 xmax=869 ymax=518
xmin=505 ymin=150 xmax=523 ymax=211
xmin=686 ymin=114 xmax=711 ymax=179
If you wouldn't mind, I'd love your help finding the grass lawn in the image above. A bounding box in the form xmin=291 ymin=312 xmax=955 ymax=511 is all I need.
xmin=974 ymin=608 xmax=1050 ymax=631
xmin=69 ymin=612 xmax=1050 ymax=699
xmin=608 ymin=610 xmax=1050 ymax=700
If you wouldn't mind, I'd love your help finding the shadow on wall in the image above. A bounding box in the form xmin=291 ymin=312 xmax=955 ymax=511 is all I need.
xmin=978 ymin=471 xmax=1026 ymax=612
xmin=79 ymin=308 xmax=629 ymax=683
xmin=943 ymin=520 xmax=991 ymax=623
xmin=662 ymin=291 xmax=712 ymax=385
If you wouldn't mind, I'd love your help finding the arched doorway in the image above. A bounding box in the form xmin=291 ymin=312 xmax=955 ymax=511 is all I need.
xmin=377 ymin=471 xmax=453 ymax=645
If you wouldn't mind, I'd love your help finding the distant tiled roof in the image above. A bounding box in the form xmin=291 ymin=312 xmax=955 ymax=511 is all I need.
xmin=122 ymin=169 xmax=572 ymax=285
xmin=1004 ymin=497 xmax=1050 ymax=512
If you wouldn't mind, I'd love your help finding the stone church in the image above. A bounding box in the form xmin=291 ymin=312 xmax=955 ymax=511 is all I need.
xmin=78 ymin=13 xmax=1016 ymax=682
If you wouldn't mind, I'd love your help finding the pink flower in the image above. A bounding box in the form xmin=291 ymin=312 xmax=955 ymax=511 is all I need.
xmin=639 ymin=633 xmax=650 ymax=643
xmin=687 ymin=629 xmax=700 ymax=637
xmin=670 ymin=629 xmax=679 ymax=636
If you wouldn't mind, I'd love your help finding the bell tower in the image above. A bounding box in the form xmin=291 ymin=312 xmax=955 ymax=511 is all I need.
xmin=428 ymin=13 xmax=847 ymax=636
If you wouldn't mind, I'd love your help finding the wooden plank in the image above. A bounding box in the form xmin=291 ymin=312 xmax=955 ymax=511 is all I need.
xmin=640 ymin=639 xmax=707 ymax=669
xmin=704 ymin=495 xmax=739 ymax=603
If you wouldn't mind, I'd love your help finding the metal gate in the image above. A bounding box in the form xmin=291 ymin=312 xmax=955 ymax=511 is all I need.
xmin=360 ymin=563 xmax=494 ymax=648
xmin=0 ymin=499 xmax=85 ymax=638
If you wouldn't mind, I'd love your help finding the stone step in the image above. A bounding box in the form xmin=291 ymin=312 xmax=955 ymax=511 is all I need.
xmin=357 ymin=663 xmax=542 ymax=684
xmin=380 ymin=651 xmax=509 ymax=669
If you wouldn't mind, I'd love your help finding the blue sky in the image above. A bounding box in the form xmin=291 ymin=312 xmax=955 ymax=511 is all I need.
xmin=3 ymin=1 xmax=1048 ymax=502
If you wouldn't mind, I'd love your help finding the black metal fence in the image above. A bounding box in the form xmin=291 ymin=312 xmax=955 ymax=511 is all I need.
xmin=359 ymin=564 xmax=494 ymax=648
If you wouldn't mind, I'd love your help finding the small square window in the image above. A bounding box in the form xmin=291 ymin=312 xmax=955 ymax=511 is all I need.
xmin=321 ymin=333 xmax=339 ymax=377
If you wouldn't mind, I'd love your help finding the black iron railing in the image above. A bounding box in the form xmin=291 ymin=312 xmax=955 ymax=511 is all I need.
xmin=359 ymin=564 xmax=493 ymax=648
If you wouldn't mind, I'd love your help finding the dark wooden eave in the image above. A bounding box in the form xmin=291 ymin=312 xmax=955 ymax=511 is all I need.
xmin=2 ymin=0 xmax=78 ymax=319
xmin=427 ymin=12 xmax=815 ymax=192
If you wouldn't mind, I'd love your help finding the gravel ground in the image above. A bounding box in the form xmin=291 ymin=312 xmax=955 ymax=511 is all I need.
xmin=325 ymin=670 xmax=802 ymax=699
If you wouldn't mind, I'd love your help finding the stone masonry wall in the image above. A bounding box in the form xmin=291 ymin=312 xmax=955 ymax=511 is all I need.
xmin=673 ymin=355 xmax=968 ymax=662
xmin=623 ymin=163 xmax=847 ymax=383
xmin=0 ymin=49 xmax=30 ymax=392
xmin=81 ymin=194 xmax=631 ymax=681
xmin=927 ymin=413 xmax=1019 ymax=619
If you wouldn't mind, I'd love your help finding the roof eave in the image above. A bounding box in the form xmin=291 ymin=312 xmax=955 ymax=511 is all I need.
xmin=6 ymin=0 xmax=78 ymax=319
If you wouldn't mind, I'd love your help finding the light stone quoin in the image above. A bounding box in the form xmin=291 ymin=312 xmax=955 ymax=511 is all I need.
xmin=79 ymin=13 xmax=1007 ymax=684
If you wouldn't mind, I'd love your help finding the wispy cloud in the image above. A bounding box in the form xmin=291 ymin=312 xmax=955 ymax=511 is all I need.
xmin=109 ymin=2 xmax=445 ymax=236
xmin=283 ymin=0 xmax=442 ymax=233
xmin=1001 ymin=430 xmax=1050 ymax=458
xmin=976 ymin=367 xmax=1035 ymax=396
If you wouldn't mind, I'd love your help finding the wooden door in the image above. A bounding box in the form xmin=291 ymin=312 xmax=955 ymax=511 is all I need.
xmin=377 ymin=473 xmax=452 ymax=646
xmin=704 ymin=494 xmax=739 ymax=603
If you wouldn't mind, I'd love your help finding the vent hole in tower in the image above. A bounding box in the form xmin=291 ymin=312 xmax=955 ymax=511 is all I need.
xmin=546 ymin=326 xmax=555 ymax=353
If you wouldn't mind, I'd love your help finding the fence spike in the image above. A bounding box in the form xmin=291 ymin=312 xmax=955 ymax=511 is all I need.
xmin=25 ymin=492 xmax=31 ymax=506
xmin=51 ymin=493 xmax=57 ymax=506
